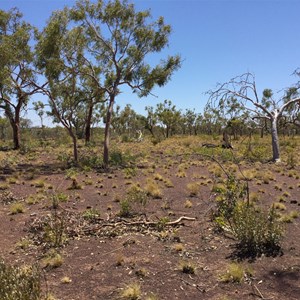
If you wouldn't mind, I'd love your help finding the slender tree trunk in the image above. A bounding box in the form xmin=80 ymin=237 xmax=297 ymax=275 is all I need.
xmin=103 ymin=97 xmax=114 ymax=168
xmin=5 ymin=104 xmax=20 ymax=150
xmin=149 ymin=126 xmax=155 ymax=137
xmin=68 ymin=129 xmax=78 ymax=162
xmin=260 ymin=126 xmax=264 ymax=138
xmin=85 ymin=104 xmax=93 ymax=145
xmin=271 ymin=117 xmax=280 ymax=162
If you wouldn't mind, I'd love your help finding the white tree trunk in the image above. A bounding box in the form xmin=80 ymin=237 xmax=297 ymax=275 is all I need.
xmin=271 ymin=117 xmax=280 ymax=162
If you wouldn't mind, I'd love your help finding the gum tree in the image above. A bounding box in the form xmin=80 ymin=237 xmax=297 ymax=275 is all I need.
xmin=36 ymin=10 xmax=88 ymax=162
xmin=0 ymin=8 xmax=42 ymax=149
xmin=70 ymin=0 xmax=181 ymax=167
xmin=155 ymin=99 xmax=181 ymax=138
xmin=208 ymin=72 xmax=300 ymax=162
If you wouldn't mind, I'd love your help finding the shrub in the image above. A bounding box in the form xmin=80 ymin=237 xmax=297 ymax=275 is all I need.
xmin=120 ymin=282 xmax=141 ymax=300
xmin=186 ymin=182 xmax=200 ymax=197
xmin=43 ymin=211 xmax=66 ymax=248
xmin=179 ymin=260 xmax=196 ymax=274
xmin=51 ymin=192 xmax=69 ymax=209
xmin=82 ymin=208 xmax=101 ymax=222
xmin=220 ymin=262 xmax=252 ymax=283
xmin=214 ymin=175 xmax=283 ymax=257
xmin=10 ymin=202 xmax=25 ymax=214
xmin=119 ymin=185 xmax=149 ymax=217
xmin=0 ymin=258 xmax=42 ymax=300
xmin=144 ymin=180 xmax=163 ymax=199
xmin=228 ymin=202 xmax=283 ymax=257
xmin=42 ymin=249 xmax=63 ymax=269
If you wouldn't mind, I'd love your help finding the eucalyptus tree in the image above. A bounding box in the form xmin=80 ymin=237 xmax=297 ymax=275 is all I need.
xmin=144 ymin=105 xmax=157 ymax=137
xmin=0 ymin=8 xmax=42 ymax=149
xmin=207 ymin=72 xmax=300 ymax=162
xmin=32 ymin=101 xmax=45 ymax=128
xmin=182 ymin=109 xmax=198 ymax=135
xmin=36 ymin=10 xmax=88 ymax=162
xmin=155 ymin=99 xmax=181 ymax=138
xmin=70 ymin=0 xmax=181 ymax=167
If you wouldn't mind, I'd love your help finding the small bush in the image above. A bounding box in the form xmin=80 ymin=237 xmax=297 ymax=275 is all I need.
xmin=179 ymin=260 xmax=196 ymax=274
xmin=82 ymin=208 xmax=101 ymax=222
xmin=67 ymin=178 xmax=82 ymax=190
xmin=119 ymin=185 xmax=149 ymax=217
xmin=214 ymin=175 xmax=283 ymax=257
xmin=10 ymin=202 xmax=25 ymax=214
xmin=43 ymin=211 xmax=66 ymax=248
xmin=42 ymin=249 xmax=63 ymax=269
xmin=229 ymin=202 xmax=283 ymax=256
xmin=220 ymin=262 xmax=252 ymax=283
xmin=120 ymin=282 xmax=141 ymax=300
xmin=186 ymin=182 xmax=200 ymax=197
xmin=0 ymin=258 xmax=42 ymax=300
xmin=144 ymin=180 xmax=162 ymax=199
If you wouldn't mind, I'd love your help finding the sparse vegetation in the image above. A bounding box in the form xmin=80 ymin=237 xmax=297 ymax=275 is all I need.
xmin=0 ymin=258 xmax=42 ymax=300
xmin=220 ymin=262 xmax=253 ymax=283
xmin=42 ymin=249 xmax=63 ymax=269
xmin=0 ymin=114 xmax=299 ymax=299
xmin=179 ymin=260 xmax=196 ymax=274
xmin=10 ymin=202 xmax=25 ymax=214
xmin=120 ymin=282 xmax=141 ymax=300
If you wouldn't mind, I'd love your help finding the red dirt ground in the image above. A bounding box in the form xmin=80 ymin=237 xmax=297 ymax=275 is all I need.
xmin=0 ymin=143 xmax=300 ymax=300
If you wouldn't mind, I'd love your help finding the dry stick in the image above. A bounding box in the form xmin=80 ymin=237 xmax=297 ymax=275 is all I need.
xmin=181 ymin=278 xmax=206 ymax=293
xmin=81 ymin=216 xmax=196 ymax=235
xmin=104 ymin=216 xmax=195 ymax=227
xmin=252 ymin=284 xmax=274 ymax=300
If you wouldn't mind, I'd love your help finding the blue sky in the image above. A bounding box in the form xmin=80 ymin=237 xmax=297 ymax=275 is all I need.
xmin=1 ymin=0 xmax=300 ymax=126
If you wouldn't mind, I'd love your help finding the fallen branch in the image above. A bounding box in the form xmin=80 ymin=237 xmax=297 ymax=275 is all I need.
xmin=166 ymin=216 xmax=196 ymax=225
xmin=121 ymin=216 xmax=196 ymax=226
xmin=81 ymin=216 xmax=196 ymax=235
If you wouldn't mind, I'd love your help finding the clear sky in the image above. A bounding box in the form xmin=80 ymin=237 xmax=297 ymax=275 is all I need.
xmin=1 ymin=0 xmax=300 ymax=126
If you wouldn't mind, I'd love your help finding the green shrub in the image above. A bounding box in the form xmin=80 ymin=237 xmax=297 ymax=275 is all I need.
xmin=119 ymin=185 xmax=149 ymax=217
xmin=220 ymin=262 xmax=253 ymax=283
xmin=43 ymin=211 xmax=66 ymax=248
xmin=219 ymin=202 xmax=283 ymax=257
xmin=214 ymin=175 xmax=283 ymax=257
xmin=0 ymin=258 xmax=42 ymax=300
xmin=82 ymin=208 xmax=101 ymax=222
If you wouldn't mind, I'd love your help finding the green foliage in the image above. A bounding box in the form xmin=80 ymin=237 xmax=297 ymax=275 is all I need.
xmin=230 ymin=203 xmax=282 ymax=256
xmin=0 ymin=258 xmax=42 ymax=300
xmin=43 ymin=211 xmax=66 ymax=248
xmin=214 ymin=175 xmax=283 ymax=257
xmin=51 ymin=192 xmax=68 ymax=209
xmin=109 ymin=148 xmax=137 ymax=167
xmin=156 ymin=216 xmax=170 ymax=231
xmin=0 ymin=8 xmax=39 ymax=150
xmin=82 ymin=208 xmax=101 ymax=222
xmin=123 ymin=167 xmax=137 ymax=178
xmin=119 ymin=199 xmax=132 ymax=218
xmin=42 ymin=249 xmax=63 ymax=269
xmin=119 ymin=185 xmax=149 ymax=217
xmin=220 ymin=262 xmax=253 ymax=283
xmin=10 ymin=202 xmax=25 ymax=214
xmin=214 ymin=175 xmax=247 ymax=222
